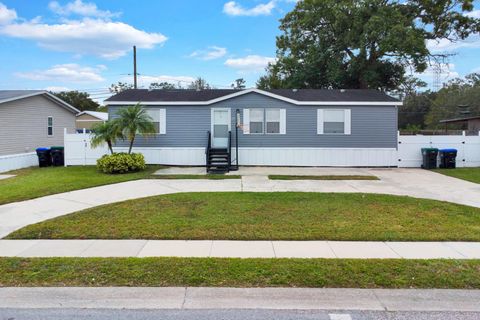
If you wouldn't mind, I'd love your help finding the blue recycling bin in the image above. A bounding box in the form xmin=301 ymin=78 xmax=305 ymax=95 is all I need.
xmin=439 ymin=149 xmax=457 ymax=169
xmin=36 ymin=147 xmax=52 ymax=167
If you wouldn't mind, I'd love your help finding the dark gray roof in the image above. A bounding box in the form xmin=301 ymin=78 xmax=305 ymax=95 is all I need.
xmin=105 ymin=89 xmax=400 ymax=103
xmin=0 ymin=90 xmax=45 ymax=102
xmin=440 ymin=115 xmax=480 ymax=123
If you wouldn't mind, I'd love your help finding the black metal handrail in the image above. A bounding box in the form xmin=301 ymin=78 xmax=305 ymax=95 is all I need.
xmin=227 ymin=131 xmax=232 ymax=168
xmin=206 ymin=131 xmax=211 ymax=169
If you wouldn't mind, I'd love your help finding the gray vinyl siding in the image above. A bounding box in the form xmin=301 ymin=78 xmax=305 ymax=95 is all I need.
xmin=109 ymin=92 xmax=398 ymax=149
xmin=0 ymin=95 xmax=76 ymax=156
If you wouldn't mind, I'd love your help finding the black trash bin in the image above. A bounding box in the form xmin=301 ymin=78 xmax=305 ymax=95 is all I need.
xmin=421 ymin=147 xmax=438 ymax=169
xmin=50 ymin=146 xmax=65 ymax=166
xmin=36 ymin=147 xmax=52 ymax=167
xmin=439 ymin=148 xmax=457 ymax=169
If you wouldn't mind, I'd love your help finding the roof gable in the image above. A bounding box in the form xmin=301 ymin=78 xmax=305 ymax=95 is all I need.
xmin=0 ymin=90 xmax=80 ymax=114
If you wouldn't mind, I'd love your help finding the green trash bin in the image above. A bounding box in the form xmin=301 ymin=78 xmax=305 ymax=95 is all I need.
xmin=50 ymin=146 xmax=65 ymax=167
xmin=421 ymin=147 xmax=438 ymax=169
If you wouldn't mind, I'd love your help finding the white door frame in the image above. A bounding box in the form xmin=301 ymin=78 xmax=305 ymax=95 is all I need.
xmin=211 ymin=108 xmax=231 ymax=148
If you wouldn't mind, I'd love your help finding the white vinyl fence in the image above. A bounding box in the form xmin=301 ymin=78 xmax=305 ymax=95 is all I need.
xmin=0 ymin=152 xmax=38 ymax=173
xmin=64 ymin=130 xmax=480 ymax=168
xmin=398 ymin=132 xmax=480 ymax=168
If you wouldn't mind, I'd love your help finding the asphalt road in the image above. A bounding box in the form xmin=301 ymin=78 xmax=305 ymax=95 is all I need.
xmin=1 ymin=309 xmax=479 ymax=320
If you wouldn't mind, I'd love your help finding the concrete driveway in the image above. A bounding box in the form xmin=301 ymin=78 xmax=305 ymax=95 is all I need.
xmin=0 ymin=167 xmax=479 ymax=238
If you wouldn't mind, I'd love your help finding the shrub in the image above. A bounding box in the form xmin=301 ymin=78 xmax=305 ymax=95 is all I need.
xmin=96 ymin=153 xmax=146 ymax=174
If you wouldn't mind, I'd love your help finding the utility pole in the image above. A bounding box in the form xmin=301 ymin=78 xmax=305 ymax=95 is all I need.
xmin=133 ymin=45 xmax=137 ymax=89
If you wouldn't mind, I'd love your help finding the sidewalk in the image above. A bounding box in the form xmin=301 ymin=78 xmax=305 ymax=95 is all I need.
xmin=1 ymin=287 xmax=479 ymax=311
xmin=1 ymin=240 xmax=479 ymax=258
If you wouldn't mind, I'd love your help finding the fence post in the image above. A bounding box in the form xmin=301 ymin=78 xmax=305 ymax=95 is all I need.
xmin=64 ymin=128 xmax=67 ymax=167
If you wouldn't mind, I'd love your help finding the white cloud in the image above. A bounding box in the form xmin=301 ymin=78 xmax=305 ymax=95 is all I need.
xmin=223 ymin=1 xmax=275 ymax=16
xmin=427 ymin=35 xmax=480 ymax=52
xmin=15 ymin=63 xmax=106 ymax=83
xmin=413 ymin=63 xmax=459 ymax=88
xmin=224 ymin=55 xmax=275 ymax=72
xmin=189 ymin=46 xmax=227 ymax=60
xmin=0 ymin=2 xmax=16 ymax=25
xmin=120 ymin=75 xmax=197 ymax=88
xmin=48 ymin=0 xmax=120 ymax=19
xmin=44 ymin=86 xmax=71 ymax=92
xmin=0 ymin=18 xmax=167 ymax=59
xmin=466 ymin=9 xmax=480 ymax=19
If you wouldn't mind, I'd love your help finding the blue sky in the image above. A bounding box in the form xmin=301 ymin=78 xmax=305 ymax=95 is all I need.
xmin=0 ymin=0 xmax=479 ymax=102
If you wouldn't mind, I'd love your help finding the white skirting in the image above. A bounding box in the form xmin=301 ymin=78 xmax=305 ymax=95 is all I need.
xmin=117 ymin=147 xmax=398 ymax=167
xmin=0 ymin=152 xmax=38 ymax=173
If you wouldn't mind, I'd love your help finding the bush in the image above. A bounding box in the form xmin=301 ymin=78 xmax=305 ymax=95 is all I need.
xmin=96 ymin=153 xmax=146 ymax=174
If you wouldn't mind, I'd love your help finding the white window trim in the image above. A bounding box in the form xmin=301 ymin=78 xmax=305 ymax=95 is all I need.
xmin=145 ymin=108 xmax=166 ymax=135
xmin=243 ymin=108 xmax=286 ymax=135
xmin=47 ymin=116 xmax=54 ymax=137
xmin=317 ymin=109 xmax=351 ymax=135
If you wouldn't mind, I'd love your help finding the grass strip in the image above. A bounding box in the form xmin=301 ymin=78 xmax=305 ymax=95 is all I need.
xmin=0 ymin=166 xmax=164 ymax=205
xmin=269 ymin=175 xmax=379 ymax=180
xmin=433 ymin=168 xmax=480 ymax=184
xmin=8 ymin=192 xmax=480 ymax=241
xmin=0 ymin=258 xmax=479 ymax=288
xmin=149 ymin=175 xmax=241 ymax=180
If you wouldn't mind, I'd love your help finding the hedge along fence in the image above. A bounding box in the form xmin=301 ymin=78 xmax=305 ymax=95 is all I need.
xmin=64 ymin=130 xmax=480 ymax=168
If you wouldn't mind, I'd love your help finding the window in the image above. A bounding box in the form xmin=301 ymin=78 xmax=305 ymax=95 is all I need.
xmin=266 ymin=109 xmax=280 ymax=134
xmin=317 ymin=109 xmax=351 ymax=135
xmin=47 ymin=117 xmax=53 ymax=136
xmin=249 ymin=108 xmax=264 ymax=134
xmin=145 ymin=108 xmax=166 ymax=134
xmin=324 ymin=110 xmax=345 ymax=134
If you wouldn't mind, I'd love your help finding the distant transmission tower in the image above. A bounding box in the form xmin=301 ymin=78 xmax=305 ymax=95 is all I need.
xmin=432 ymin=62 xmax=443 ymax=91
xmin=431 ymin=53 xmax=450 ymax=91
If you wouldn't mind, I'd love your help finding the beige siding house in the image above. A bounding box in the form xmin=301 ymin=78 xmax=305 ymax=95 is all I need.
xmin=76 ymin=111 xmax=108 ymax=131
xmin=0 ymin=91 xmax=79 ymax=156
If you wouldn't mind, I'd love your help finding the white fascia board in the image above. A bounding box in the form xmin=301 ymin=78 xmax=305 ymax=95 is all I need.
xmin=104 ymin=88 xmax=402 ymax=106
xmin=44 ymin=92 xmax=80 ymax=114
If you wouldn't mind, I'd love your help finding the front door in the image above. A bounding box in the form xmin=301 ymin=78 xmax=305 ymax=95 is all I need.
xmin=211 ymin=108 xmax=231 ymax=148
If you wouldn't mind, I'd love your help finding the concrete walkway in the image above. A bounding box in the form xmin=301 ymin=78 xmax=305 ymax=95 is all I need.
xmin=1 ymin=287 xmax=479 ymax=312
xmin=1 ymin=168 xmax=479 ymax=239
xmin=1 ymin=240 xmax=479 ymax=259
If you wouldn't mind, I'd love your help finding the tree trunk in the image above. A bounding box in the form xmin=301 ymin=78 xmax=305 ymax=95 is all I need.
xmin=107 ymin=140 xmax=114 ymax=155
xmin=128 ymin=136 xmax=135 ymax=154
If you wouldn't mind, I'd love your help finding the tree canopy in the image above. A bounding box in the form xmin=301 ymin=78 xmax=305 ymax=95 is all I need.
xmin=257 ymin=0 xmax=480 ymax=91
xmin=52 ymin=91 xmax=99 ymax=111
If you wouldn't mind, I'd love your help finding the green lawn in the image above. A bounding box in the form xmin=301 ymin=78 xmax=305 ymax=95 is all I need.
xmin=433 ymin=168 xmax=480 ymax=184
xmin=150 ymin=174 xmax=241 ymax=179
xmin=269 ymin=175 xmax=379 ymax=180
xmin=8 ymin=192 xmax=480 ymax=241
xmin=0 ymin=166 xmax=163 ymax=205
xmin=0 ymin=258 xmax=478 ymax=288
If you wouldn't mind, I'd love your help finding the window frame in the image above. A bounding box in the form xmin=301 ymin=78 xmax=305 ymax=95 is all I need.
xmin=249 ymin=108 xmax=265 ymax=135
xmin=317 ymin=109 xmax=351 ymax=135
xmin=265 ymin=108 xmax=281 ymax=135
xmin=47 ymin=116 xmax=54 ymax=137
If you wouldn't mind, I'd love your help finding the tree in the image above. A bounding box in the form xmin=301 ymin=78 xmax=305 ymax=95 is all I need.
xmin=398 ymin=91 xmax=434 ymax=130
xmin=53 ymin=91 xmax=99 ymax=111
xmin=231 ymin=78 xmax=246 ymax=89
xmin=149 ymin=82 xmax=177 ymax=90
xmin=90 ymin=121 xmax=123 ymax=154
xmin=109 ymin=82 xmax=134 ymax=94
xmin=187 ymin=77 xmax=211 ymax=90
xmin=115 ymin=104 xmax=156 ymax=154
xmin=425 ymin=73 xmax=480 ymax=129
xmin=257 ymin=0 xmax=480 ymax=91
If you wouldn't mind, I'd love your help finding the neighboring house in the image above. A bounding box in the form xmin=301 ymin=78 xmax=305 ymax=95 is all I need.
xmin=76 ymin=111 xmax=108 ymax=132
xmin=105 ymin=88 xmax=401 ymax=168
xmin=440 ymin=115 xmax=480 ymax=135
xmin=0 ymin=90 xmax=79 ymax=156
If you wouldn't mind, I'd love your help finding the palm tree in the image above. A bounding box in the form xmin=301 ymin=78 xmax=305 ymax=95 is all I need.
xmin=116 ymin=103 xmax=156 ymax=154
xmin=90 ymin=121 xmax=123 ymax=154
